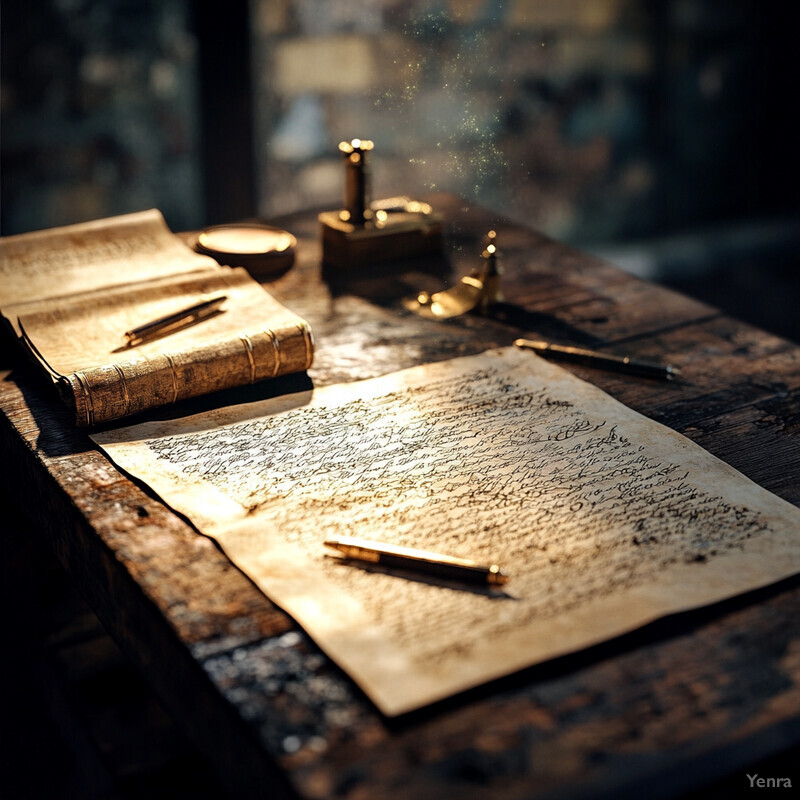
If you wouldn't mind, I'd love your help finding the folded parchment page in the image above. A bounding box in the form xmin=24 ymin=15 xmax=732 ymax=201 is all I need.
xmin=0 ymin=209 xmax=221 ymax=311
xmin=93 ymin=348 xmax=800 ymax=716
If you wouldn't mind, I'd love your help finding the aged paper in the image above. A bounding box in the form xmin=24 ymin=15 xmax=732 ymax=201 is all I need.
xmin=92 ymin=348 xmax=800 ymax=716
xmin=0 ymin=209 xmax=220 ymax=310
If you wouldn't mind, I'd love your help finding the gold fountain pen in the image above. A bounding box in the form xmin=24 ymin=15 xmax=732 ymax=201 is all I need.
xmin=124 ymin=295 xmax=227 ymax=346
xmin=324 ymin=536 xmax=509 ymax=586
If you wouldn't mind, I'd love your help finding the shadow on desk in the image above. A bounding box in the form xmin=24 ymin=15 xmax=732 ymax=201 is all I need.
xmin=0 ymin=487 xmax=229 ymax=800
xmin=3 ymin=364 xmax=313 ymax=459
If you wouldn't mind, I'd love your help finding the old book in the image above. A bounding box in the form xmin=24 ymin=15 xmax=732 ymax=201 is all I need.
xmin=0 ymin=210 xmax=313 ymax=426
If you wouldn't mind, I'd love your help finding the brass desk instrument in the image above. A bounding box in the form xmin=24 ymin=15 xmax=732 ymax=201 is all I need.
xmin=404 ymin=231 xmax=503 ymax=319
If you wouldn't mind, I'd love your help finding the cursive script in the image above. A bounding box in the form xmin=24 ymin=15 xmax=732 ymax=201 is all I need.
xmin=94 ymin=348 xmax=800 ymax=715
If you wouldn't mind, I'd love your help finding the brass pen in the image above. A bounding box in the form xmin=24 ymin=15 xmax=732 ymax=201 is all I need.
xmin=124 ymin=295 xmax=227 ymax=346
xmin=514 ymin=338 xmax=681 ymax=381
xmin=324 ymin=536 xmax=509 ymax=586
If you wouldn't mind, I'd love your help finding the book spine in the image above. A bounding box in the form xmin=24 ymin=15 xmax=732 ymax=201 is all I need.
xmin=66 ymin=321 xmax=313 ymax=426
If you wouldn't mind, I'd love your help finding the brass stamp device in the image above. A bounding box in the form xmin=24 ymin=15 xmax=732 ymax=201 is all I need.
xmin=319 ymin=139 xmax=443 ymax=269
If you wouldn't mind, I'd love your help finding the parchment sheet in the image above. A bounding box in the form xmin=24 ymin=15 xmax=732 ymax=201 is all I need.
xmin=92 ymin=348 xmax=800 ymax=716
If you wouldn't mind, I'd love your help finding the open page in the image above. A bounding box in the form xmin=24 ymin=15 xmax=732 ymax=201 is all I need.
xmin=0 ymin=209 xmax=221 ymax=313
xmin=92 ymin=348 xmax=800 ymax=715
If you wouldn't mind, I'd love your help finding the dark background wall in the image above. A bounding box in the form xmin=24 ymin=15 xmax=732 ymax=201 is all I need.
xmin=2 ymin=0 xmax=799 ymax=340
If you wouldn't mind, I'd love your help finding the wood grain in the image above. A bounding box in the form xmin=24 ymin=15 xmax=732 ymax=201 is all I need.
xmin=2 ymin=196 xmax=799 ymax=799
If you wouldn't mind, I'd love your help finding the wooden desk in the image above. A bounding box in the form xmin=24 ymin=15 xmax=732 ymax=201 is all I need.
xmin=2 ymin=195 xmax=799 ymax=799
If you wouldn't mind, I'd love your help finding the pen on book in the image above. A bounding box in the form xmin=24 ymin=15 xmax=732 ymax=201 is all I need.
xmin=324 ymin=536 xmax=510 ymax=586
xmin=514 ymin=338 xmax=681 ymax=381
xmin=124 ymin=295 xmax=227 ymax=346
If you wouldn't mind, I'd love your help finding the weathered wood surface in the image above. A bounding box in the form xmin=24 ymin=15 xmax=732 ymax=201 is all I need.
xmin=2 ymin=194 xmax=799 ymax=799
xmin=2 ymin=494 xmax=228 ymax=798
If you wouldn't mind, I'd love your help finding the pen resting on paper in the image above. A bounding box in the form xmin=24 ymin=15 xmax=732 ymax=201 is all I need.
xmin=325 ymin=536 xmax=510 ymax=586
xmin=124 ymin=295 xmax=227 ymax=346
